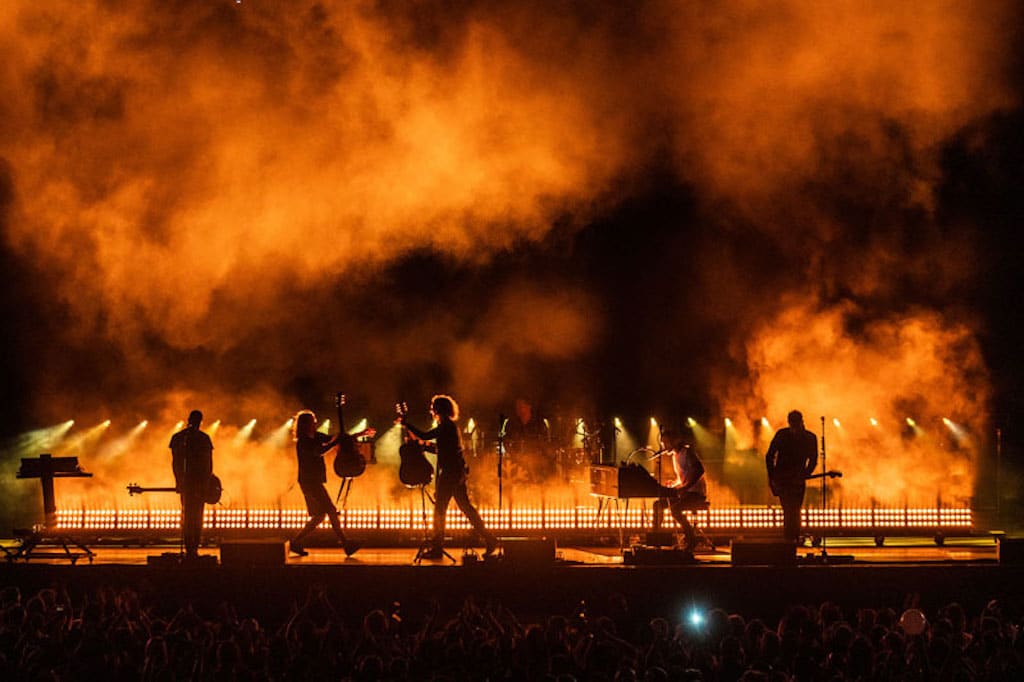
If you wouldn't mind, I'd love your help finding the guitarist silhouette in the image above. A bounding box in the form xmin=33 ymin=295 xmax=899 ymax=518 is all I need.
xmin=765 ymin=409 xmax=819 ymax=543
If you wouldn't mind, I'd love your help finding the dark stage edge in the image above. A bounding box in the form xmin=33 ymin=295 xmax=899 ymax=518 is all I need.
xmin=2 ymin=542 xmax=1020 ymax=624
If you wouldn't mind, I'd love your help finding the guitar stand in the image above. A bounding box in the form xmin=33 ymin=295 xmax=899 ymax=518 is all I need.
xmin=335 ymin=477 xmax=355 ymax=510
xmin=412 ymin=485 xmax=455 ymax=565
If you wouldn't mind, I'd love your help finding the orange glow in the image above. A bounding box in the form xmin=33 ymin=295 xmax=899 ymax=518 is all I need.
xmin=719 ymin=302 xmax=987 ymax=506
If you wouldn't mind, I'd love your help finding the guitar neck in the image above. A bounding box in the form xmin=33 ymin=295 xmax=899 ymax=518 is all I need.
xmin=126 ymin=486 xmax=178 ymax=496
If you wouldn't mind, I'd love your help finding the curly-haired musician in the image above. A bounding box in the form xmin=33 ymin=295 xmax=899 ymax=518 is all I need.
xmin=399 ymin=394 xmax=497 ymax=559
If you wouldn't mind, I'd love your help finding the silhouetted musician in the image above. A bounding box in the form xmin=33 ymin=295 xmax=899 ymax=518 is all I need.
xmin=169 ymin=410 xmax=213 ymax=559
xmin=765 ymin=409 xmax=818 ymax=543
xmin=503 ymin=398 xmax=552 ymax=482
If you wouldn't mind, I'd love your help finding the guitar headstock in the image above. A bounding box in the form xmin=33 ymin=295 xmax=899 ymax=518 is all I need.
xmin=395 ymin=401 xmax=408 ymax=418
xmin=335 ymin=392 xmax=347 ymax=408
xmin=127 ymin=483 xmax=142 ymax=496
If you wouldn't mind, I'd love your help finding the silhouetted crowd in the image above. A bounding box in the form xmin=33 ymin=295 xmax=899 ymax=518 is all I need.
xmin=2 ymin=583 xmax=1022 ymax=680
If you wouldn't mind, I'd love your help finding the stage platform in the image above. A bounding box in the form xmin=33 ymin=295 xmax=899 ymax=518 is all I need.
xmin=3 ymin=536 xmax=1019 ymax=624
xmin=0 ymin=535 xmax=1003 ymax=567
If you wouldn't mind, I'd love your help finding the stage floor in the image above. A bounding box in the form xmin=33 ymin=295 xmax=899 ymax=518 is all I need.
xmin=1 ymin=535 xmax=1000 ymax=566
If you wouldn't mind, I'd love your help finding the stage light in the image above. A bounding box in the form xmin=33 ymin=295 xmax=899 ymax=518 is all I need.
xmin=173 ymin=421 xmax=184 ymax=431
xmin=317 ymin=418 xmax=331 ymax=434
xmin=614 ymin=417 xmax=623 ymax=428
xmin=761 ymin=417 xmax=770 ymax=428
xmin=466 ymin=418 xmax=476 ymax=432
xmin=647 ymin=417 xmax=661 ymax=449
xmin=686 ymin=417 xmax=696 ymax=428
xmin=906 ymin=418 xmax=916 ymax=427
xmin=266 ymin=419 xmax=294 ymax=448
xmin=139 ymin=420 xmax=148 ymax=429
xmin=942 ymin=418 xmax=970 ymax=443
xmin=348 ymin=418 xmax=368 ymax=435
xmin=832 ymin=418 xmax=841 ymax=428
xmin=870 ymin=417 xmax=879 ymax=427
xmin=687 ymin=609 xmax=705 ymax=628
xmin=724 ymin=418 xmax=733 ymax=428
xmin=233 ymin=419 xmax=257 ymax=445
xmin=6 ymin=420 xmax=77 ymax=454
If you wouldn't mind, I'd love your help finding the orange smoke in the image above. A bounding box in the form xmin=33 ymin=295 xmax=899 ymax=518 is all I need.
xmin=717 ymin=299 xmax=987 ymax=506
xmin=1 ymin=0 xmax=1019 ymax=512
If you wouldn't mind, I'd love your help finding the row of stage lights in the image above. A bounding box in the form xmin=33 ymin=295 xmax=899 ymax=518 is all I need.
xmin=608 ymin=415 xmax=967 ymax=432
xmin=13 ymin=413 xmax=971 ymax=455
xmin=54 ymin=505 xmax=973 ymax=532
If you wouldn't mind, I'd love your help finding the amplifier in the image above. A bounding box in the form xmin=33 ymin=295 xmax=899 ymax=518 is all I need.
xmin=500 ymin=537 xmax=556 ymax=565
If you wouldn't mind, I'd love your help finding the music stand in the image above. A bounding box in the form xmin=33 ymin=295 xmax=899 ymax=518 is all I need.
xmin=412 ymin=484 xmax=455 ymax=564
xmin=11 ymin=454 xmax=95 ymax=564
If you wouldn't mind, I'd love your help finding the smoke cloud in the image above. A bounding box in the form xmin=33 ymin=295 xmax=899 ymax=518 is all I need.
xmin=0 ymin=1 xmax=1018 ymax=515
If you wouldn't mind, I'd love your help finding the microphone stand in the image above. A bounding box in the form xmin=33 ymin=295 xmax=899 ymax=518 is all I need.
xmin=807 ymin=416 xmax=853 ymax=564
xmin=819 ymin=416 xmax=828 ymax=561
xmin=497 ymin=414 xmax=507 ymax=523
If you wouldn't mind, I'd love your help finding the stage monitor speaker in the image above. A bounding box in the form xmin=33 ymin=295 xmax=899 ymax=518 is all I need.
xmin=731 ymin=540 xmax=796 ymax=566
xmin=220 ymin=540 xmax=286 ymax=567
xmin=999 ymin=537 xmax=1024 ymax=565
xmin=500 ymin=537 xmax=555 ymax=565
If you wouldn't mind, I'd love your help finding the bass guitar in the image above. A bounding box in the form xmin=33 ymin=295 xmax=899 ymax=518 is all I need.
xmin=333 ymin=392 xmax=367 ymax=478
xmin=127 ymin=474 xmax=222 ymax=504
xmin=396 ymin=401 xmax=433 ymax=487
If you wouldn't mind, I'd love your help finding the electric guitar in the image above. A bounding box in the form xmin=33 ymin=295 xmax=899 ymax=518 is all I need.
xmin=333 ymin=392 xmax=367 ymax=478
xmin=769 ymin=469 xmax=842 ymax=496
xmin=396 ymin=401 xmax=433 ymax=487
xmin=127 ymin=474 xmax=222 ymax=504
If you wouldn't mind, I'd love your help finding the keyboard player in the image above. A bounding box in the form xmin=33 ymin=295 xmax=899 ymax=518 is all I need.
xmin=652 ymin=427 xmax=707 ymax=553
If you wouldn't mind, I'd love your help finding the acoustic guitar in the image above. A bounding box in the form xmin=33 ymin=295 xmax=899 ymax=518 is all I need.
xmin=395 ymin=401 xmax=433 ymax=487
xmin=333 ymin=392 xmax=367 ymax=478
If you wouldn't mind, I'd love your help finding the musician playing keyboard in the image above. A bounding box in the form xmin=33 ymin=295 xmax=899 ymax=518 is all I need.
xmin=652 ymin=427 xmax=707 ymax=553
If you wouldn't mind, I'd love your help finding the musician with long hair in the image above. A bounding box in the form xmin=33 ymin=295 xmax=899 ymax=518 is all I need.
xmin=399 ymin=394 xmax=497 ymax=559
xmin=289 ymin=410 xmax=360 ymax=557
